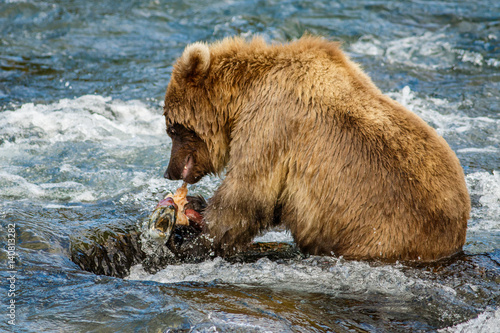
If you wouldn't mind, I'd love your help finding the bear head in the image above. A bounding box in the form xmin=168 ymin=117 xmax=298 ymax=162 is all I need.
xmin=163 ymin=41 xmax=231 ymax=184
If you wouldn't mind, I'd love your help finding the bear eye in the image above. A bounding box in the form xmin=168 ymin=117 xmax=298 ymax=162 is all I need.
xmin=167 ymin=126 xmax=176 ymax=136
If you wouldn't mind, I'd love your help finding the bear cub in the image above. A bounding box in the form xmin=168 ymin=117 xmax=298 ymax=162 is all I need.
xmin=163 ymin=36 xmax=470 ymax=262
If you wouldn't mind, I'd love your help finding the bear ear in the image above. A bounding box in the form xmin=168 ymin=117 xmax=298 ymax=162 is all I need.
xmin=176 ymin=42 xmax=210 ymax=85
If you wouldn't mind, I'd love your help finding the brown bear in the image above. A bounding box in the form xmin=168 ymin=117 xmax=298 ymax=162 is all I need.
xmin=162 ymin=36 xmax=470 ymax=262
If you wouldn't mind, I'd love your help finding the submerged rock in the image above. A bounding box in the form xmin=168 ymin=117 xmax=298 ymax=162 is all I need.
xmin=70 ymin=225 xmax=145 ymax=278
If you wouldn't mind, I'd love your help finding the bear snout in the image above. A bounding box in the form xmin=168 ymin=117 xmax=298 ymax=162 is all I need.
xmin=164 ymin=163 xmax=182 ymax=181
xmin=163 ymin=167 xmax=173 ymax=180
xmin=163 ymin=167 xmax=176 ymax=180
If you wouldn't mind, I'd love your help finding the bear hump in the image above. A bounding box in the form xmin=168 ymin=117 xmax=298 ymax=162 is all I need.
xmin=175 ymin=42 xmax=210 ymax=84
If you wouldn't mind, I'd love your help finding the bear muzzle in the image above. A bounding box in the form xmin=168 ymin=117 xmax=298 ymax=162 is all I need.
xmin=164 ymin=154 xmax=196 ymax=183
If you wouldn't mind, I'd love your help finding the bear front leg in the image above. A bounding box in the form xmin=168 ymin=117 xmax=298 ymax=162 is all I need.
xmin=202 ymin=175 xmax=279 ymax=256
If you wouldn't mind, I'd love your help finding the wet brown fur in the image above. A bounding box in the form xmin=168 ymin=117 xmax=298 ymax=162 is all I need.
xmin=163 ymin=36 xmax=470 ymax=261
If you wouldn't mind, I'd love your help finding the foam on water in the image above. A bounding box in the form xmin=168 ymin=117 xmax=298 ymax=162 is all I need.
xmin=128 ymin=257 xmax=455 ymax=301
xmin=253 ymin=230 xmax=294 ymax=243
xmin=440 ymin=308 xmax=500 ymax=333
xmin=0 ymin=95 xmax=164 ymax=145
xmin=466 ymin=171 xmax=500 ymax=232
xmin=387 ymin=86 xmax=500 ymax=146
xmin=0 ymin=95 xmax=170 ymax=203
xmin=127 ymin=255 xmax=484 ymax=325
xmin=350 ymin=32 xmax=500 ymax=69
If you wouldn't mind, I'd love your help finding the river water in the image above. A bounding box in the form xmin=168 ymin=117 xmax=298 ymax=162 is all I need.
xmin=0 ymin=0 xmax=499 ymax=332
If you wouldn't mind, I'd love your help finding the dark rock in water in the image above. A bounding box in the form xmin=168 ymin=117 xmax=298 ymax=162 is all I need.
xmin=70 ymin=225 xmax=146 ymax=278
xmin=70 ymin=224 xmax=303 ymax=278
xmin=225 ymin=242 xmax=303 ymax=264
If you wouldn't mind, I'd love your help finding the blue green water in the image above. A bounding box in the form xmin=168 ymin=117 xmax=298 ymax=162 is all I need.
xmin=1 ymin=0 xmax=499 ymax=332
